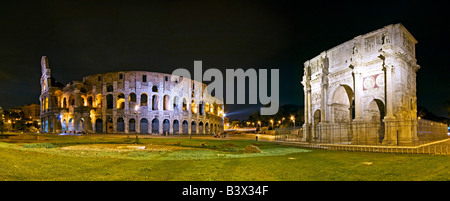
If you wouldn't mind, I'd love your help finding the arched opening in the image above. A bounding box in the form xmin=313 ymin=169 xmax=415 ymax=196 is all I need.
xmin=140 ymin=93 xmax=148 ymax=106
xmin=95 ymin=118 xmax=102 ymax=133
xmin=331 ymin=85 xmax=354 ymax=123
xmin=205 ymin=123 xmax=209 ymax=134
xmin=106 ymin=94 xmax=113 ymax=109
xmin=152 ymin=85 xmax=158 ymax=92
xmin=152 ymin=118 xmax=159 ymax=134
xmin=163 ymin=119 xmax=170 ymax=134
xmin=313 ymin=109 xmax=321 ymax=125
xmin=163 ymin=95 xmax=170 ymax=110
xmin=205 ymin=103 xmax=210 ymax=114
xmin=173 ymin=96 xmax=179 ymax=110
xmin=63 ymin=97 xmax=67 ymax=108
xmin=367 ymin=99 xmax=385 ymax=122
xmin=367 ymin=99 xmax=386 ymax=143
xmin=152 ymin=95 xmax=159 ymax=110
xmin=182 ymin=98 xmax=187 ymax=111
xmin=95 ymin=94 xmax=102 ymax=107
xmin=117 ymin=117 xmax=125 ymax=132
xmin=198 ymin=121 xmax=204 ymax=134
xmin=62 ymin=119 xmax=67 ymax=131
xmin=129 ymin=93 xmax=137 ymax=109
xmin=87 ymin=96 xmax=93 ymax=107
xmin=78 ymin=118 xmax=84 ymax=131
xmin=106 ymin=117 xmax=113 ymax=133
xmin=191 ymin=121 xmax=197 ymax=134
xmin=80 ymin=95 xmax=87 ymax=106
xmin=191 ymin=100 xmax=197 ymax=114
xmin=140 ymin=118 xmax=148 ymax=134
xmin=117 ymin=93 xmax=125 ymax=109
xmin=199 ymin=101 xmax=204 ymax=115
xmin=173 ymin=120 xmax=180 ymax=134
xmin=68 ymin=118 xmax=75 ymax=131
xmin=129 ymin=118 xmax=136 ymax=133
xmin=313 ymin=109 xmax=321 ymax=140
xmin=182 ymin=120 xmax=189 ymax=134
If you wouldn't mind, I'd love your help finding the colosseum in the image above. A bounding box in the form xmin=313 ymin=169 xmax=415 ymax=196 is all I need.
xmin=39 ymin=56 xmax=224 ymax=135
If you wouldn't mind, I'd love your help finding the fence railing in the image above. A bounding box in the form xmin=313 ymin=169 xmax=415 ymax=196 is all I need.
xmin=277 ymin=140 xmax=450 ymax=155
xmin=275 ymin=119 xmax=448 ymax=146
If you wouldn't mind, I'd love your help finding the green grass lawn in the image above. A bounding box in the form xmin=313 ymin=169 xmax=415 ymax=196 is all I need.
xmin=0 ymin=134 xmax=448 ymax=181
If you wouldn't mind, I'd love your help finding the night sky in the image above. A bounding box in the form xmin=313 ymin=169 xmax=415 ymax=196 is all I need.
xmin=0 ymin=0 xmax=449 ymax=120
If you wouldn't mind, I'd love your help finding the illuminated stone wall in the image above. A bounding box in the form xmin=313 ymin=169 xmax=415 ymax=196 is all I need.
xmin=302 ymin=24 xmax=420 ymax=145
xmin=39 ymin=57 xmax=224 ymax=134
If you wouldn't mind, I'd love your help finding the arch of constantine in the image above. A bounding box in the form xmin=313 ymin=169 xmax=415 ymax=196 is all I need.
xmin=302 ymin=24 xmax=424 ymax=145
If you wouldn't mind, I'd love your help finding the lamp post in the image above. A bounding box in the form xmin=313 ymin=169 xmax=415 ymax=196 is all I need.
xmin=270 ymin=119 xmax=273 ymax=129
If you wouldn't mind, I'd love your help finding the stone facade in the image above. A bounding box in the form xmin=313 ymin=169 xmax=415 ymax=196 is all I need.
xmin=302 ymin=24 xmax=420 ymax=145
xmin=39 ymin=57 xmax=224 ymax=134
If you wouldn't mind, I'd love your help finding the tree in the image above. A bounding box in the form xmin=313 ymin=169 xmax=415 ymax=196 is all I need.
xmin=0 ymin=121 xmax=6 ymax=134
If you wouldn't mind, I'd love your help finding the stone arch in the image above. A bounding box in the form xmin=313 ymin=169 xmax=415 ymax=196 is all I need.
xmin=152 ymin=94 xmax=159 ymax=110
xmin=68 ymin=118 xmax=75 ymax=131
xmin=191 ymin=99 xmax=197 ymax=114
xmin=152 ymin=85 xmax=158 ymax=92
xmin=173 ymin=96 xmax=180 ymax=110
xmin=129 ymin=93 xmax=137 ymax=109
xmin=106 ymin=94 xmax=114 ymax=109
xmin=87 ymin=96 xmax=93 ymax=107
xmin=140 ymin=93 xmax=148 ymax=106
xmin=78 ymin=118 xmax=84 ymax=131
xmin=205 ymin=122 xmax=209 ymax=134
xmin=191 ymin=121 xmax=197 ymax=134
xmin=367 ymin=99 xmax=385 ymax=122
xmin=163 ymin=119 xmax=170 ymax=134
xmin=129 ymin=118 xmax=136 ymax=133
xmin=106 ymin=116 xmax=113 ymax=133
xmin=117 ymin=93 xmax=125 ymax=109
xmin=182 ymin=98 xmax=187 ymax=111
xmin=62 ymin=119 xmax=67 ymax=131
xmin=331 ymin=84 xmax=354 ymax=123
xmin=198 ymin=121 xmax=204 ymax=134
xmin=95 ymin=118 xmax=102 ymax=133
xmin=313 ymin=109 xmax=321 ymax=125
xmin=117 ymin=117 xmax=125 ymax=132
xmin=366 ymin=99 xmax=386 ymax=143
xmin=163 ymin=94 xmax=170 ymax=110
xmin=199 ymin=101 xmax=204 ymax=115
xmin=173 ymin=120 xmax=180 ymax=134
xmin=140 ymin=118 xmax=149 ymax=134
xmin=182 ymin=120 xmax=189 ymax=134
xmin=152 ymin=118 xmax=159 ymax=134
xmin=63 ymin=97 xmax=67 ymax=108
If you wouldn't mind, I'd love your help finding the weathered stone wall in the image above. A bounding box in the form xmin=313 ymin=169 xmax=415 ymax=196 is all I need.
xmin=40 ymin=60 xmax=224 ymax=134
xmin=302 ymin=24 xmax=420 ymax=145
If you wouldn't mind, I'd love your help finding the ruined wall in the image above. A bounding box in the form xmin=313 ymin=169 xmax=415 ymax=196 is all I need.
xmin=40 ymin=60 xmax=224 ymax=134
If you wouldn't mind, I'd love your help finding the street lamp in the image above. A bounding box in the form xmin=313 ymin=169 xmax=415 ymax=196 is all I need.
xmin=270 ymin=119 xmax=274 ymax=129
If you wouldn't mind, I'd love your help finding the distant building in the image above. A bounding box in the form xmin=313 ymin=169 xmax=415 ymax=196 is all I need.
xmin=22 ymin=104 xmax=40 ymax=122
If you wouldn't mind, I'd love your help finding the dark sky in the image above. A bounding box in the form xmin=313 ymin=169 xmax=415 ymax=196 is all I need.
xmin=0 ymin=0 xmax=449 ymax=120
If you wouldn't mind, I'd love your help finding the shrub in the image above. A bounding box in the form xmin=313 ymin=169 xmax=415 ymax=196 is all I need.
xmin=23 ymin=143 xmax=55 ymax=149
